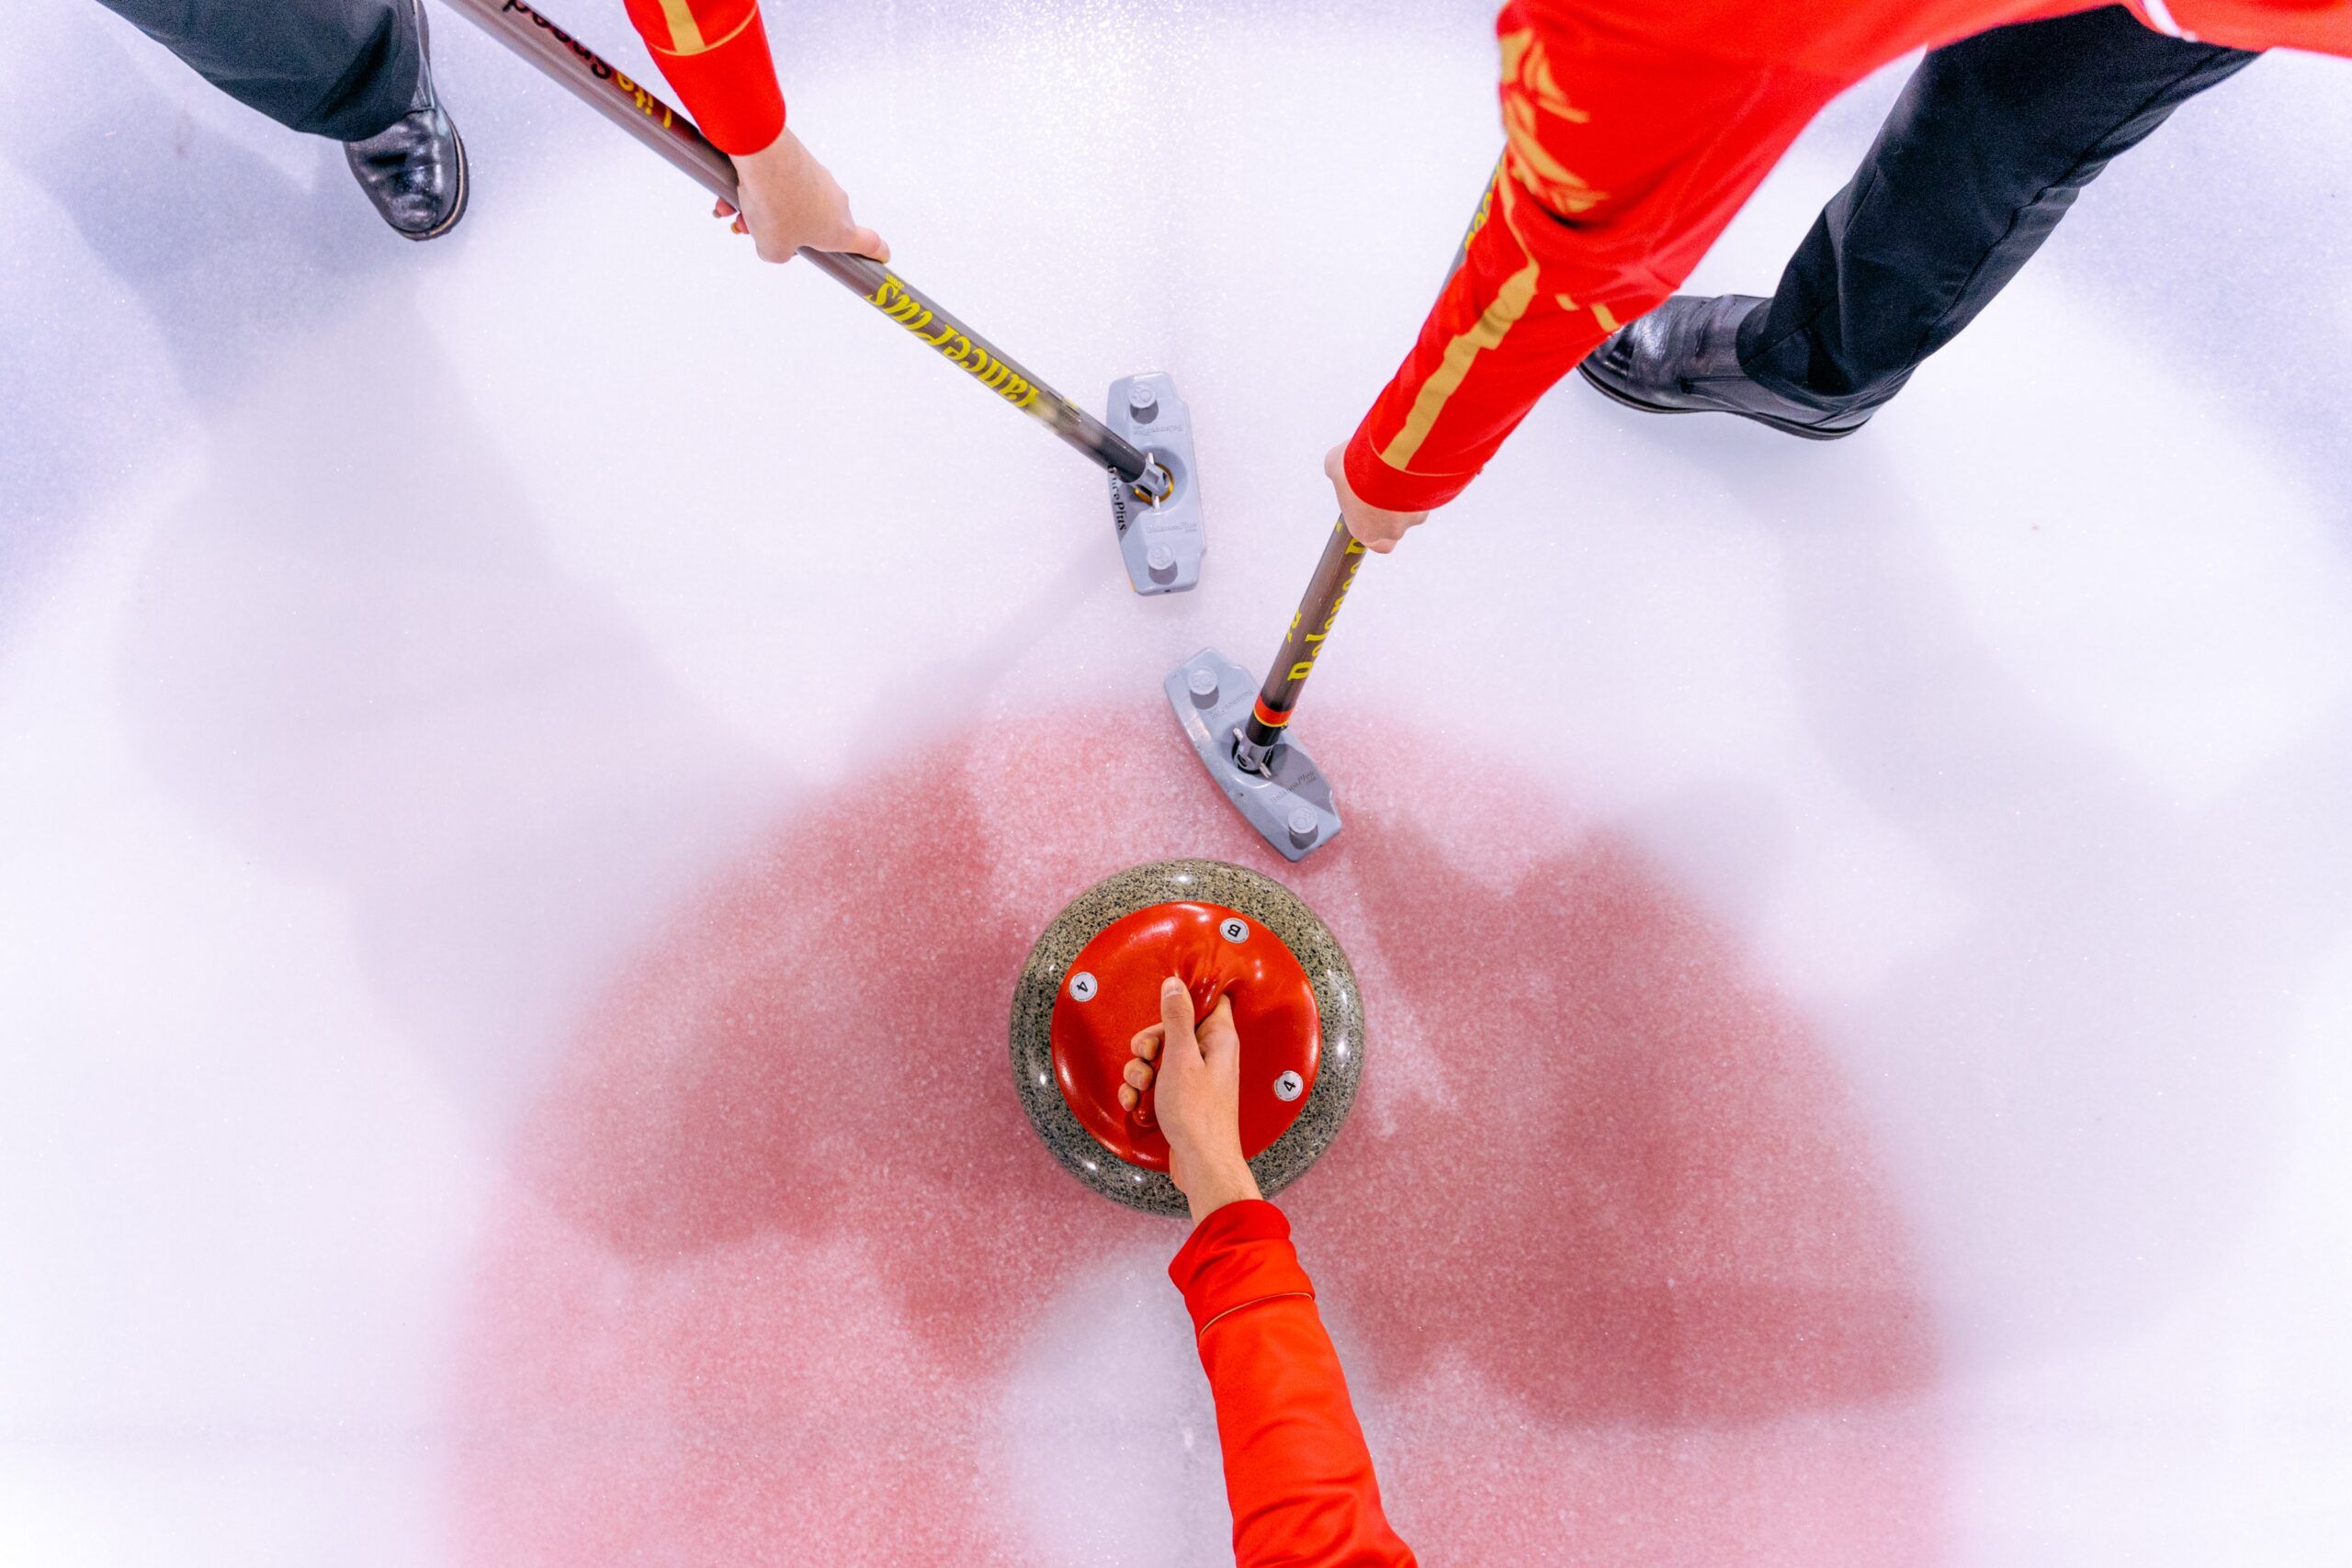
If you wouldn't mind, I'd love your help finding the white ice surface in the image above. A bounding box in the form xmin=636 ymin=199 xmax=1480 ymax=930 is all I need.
xmin=5 ymin=2 xmax=2352 ymax=1564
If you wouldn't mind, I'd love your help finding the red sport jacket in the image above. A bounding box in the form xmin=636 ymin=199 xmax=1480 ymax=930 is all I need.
xmin=1345 ymin=0 xmax=2352 ymax=513
xmin=1170 ymin=1200 xmax=1419 ymax=1567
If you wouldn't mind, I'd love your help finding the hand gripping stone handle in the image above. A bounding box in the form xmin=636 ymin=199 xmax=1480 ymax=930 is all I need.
xmin=438 ymin=0 xmax=1170 ymax=502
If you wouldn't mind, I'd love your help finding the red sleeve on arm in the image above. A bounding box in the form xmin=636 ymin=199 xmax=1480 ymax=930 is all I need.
xmin=2139 ymin=2 xmax=2352 ymax=56
xmin=1343 ymin=5 xmax=1841 ymax=513
xmin=621 ymin=0 xmax=786 ymax=154
xmin=1170 ymin=1201 xmax=1418 ymax=1568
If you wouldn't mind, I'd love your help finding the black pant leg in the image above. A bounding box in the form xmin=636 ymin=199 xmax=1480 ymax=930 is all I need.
xmin=1737 ymin=5 xmax=2255 ymax=413
xmin=96 ymin=0 xmax=423 ymax=141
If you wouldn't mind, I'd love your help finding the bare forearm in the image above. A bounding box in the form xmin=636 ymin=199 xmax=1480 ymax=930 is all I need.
xmin=1177 ymin=1154 xmax=1261 ymax=1226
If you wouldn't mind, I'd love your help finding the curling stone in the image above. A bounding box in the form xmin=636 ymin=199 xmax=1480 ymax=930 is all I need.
xmin=1010 ymin=859 xmax=1363 ymax=1216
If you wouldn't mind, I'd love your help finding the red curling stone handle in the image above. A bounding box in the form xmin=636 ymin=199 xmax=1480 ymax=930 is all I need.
xmin=1048 ymin=901 xmax=1321 ymax=1171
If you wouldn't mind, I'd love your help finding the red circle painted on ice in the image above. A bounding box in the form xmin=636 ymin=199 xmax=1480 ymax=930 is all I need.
xmin=1049 ymin=899 xmax=1320 ymax=1168
xmin=455 ymin=707 xmax=1945 ymax=1567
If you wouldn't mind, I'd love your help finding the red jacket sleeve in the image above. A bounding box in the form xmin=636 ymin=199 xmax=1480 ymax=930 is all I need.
xmin=1344 ymin=0 xmax=2352 ymax=515
xmin=2133 ymin=1 xmax=2352 ymax=55
xmin=1342 ymin=4 xmax=1845 ymax=513
xmin=621 ymin=0 xmax=786 ymax=153
xmin=1169 ymin=1200 xmax=1417 ymax=1568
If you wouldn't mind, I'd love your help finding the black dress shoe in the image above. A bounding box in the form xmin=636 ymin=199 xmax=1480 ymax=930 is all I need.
xmin=1578 ymin=294 xmax=1871 ymax=441
xmin=343 ymin=0 xmax=468 ymax=241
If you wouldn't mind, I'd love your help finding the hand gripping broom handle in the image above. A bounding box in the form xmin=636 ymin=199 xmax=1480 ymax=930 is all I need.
xmin=1228 ymin=161 xmax=1508 ymax=771
xmin=439 ymin=0 xmax=1171 ymax=501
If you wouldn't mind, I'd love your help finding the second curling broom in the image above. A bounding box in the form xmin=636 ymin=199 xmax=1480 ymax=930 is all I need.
xmin=440 ymin=0 xmax=1205 ymax=595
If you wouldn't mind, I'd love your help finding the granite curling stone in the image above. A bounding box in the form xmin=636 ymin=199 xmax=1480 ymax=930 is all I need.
xmin=1011 ymin=859 xmax=1363 ymax=1216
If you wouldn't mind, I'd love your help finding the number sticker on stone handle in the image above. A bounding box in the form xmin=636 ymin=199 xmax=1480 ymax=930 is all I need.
xmin=1272 ymin=1069 xmax=1304 ymax=1102
xmin=1069 ymin=971 xmax=1098 ymax=1002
